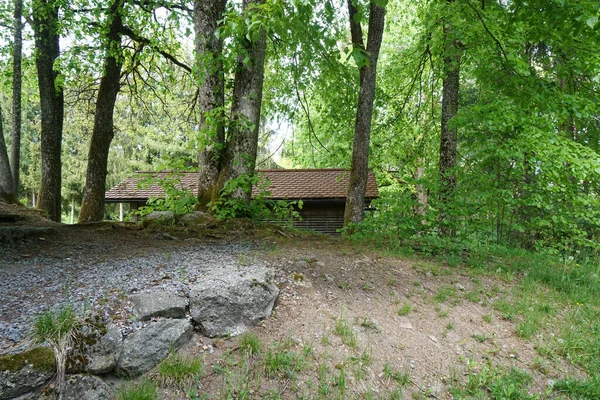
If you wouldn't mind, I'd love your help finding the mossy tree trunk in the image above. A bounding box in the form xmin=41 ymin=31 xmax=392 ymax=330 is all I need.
xmin=78 ymin=0 xmax=124 ymax=223
xmin=216 ymin=0 xmax=267 ymax=204
xmin=33 ymin=0 xmax=64 ymax=222
xmin=194 ymin=0 xmax=227 ymax=210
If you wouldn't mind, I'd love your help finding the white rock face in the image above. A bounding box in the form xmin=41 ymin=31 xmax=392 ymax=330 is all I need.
xmin=189 ymin=265 xmax=279 ymax=337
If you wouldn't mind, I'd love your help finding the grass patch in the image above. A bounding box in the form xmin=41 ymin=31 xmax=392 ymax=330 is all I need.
xmin=450 ymin=361 xmax=535 ymax=399
xmin=155 ymin=352 xmax=202 ymax=387
xmin=396 ymin=302 xmax=412 ymax=316
xmin=334 ymin=315 xmax=358 ymax=348
xmin=239 ymin=333 xmax=261 ymax=356
xmin=264 ymin=345 xmax=305 ymax=378
xmin=552 ymin=376 xmax=600 ymax=399
xmin=117 ymin=380 xmax=158 ymax=400
xmin=433 ymin=286 xmax=458 ymax=304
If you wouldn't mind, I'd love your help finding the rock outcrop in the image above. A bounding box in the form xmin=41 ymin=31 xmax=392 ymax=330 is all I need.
xmin=117 ymin=319 xmax=193 ymax=376
xmin=64 ymin=375 xmax=113 ymax=400
xmin=0 ymin=347 xmax=55 ymax=399
xmin=130 ymin=292 xmax=188 ymax=321
xmin=189 ymin=266 xmax=279 ymax=337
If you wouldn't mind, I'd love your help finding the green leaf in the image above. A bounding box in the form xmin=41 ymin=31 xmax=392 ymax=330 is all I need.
xmin=586 ymin=16 xmax=598 ymax=28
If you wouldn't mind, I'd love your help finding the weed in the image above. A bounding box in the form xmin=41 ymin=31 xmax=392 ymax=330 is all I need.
xmin=482 ymin=314 xmax=492 ymax=324
xmin=396 ymin=302 xmax=412 ymax=316
xmin=334 ymin=315 xmax=357 ymax=348
xmin=359 ymin=316 xmax=380 ymax=332
xmin=446 ymin=322 xmax=455 ymax=330
xmin=239 ymin=333 xmax=261 ymax=356
xmin=383 ymin=362 xmax=410 ymax=387
xmin=471 ymin=334 xmax=488 ymax=343
xmin=117 ymin=380 xmax=158 ymax=400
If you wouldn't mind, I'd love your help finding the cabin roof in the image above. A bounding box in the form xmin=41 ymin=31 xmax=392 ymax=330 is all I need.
xmin=105 ymin=169 xmax=378 ymax=202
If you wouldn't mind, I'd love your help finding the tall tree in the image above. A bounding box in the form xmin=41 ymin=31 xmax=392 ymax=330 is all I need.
xmin=343 ymin=0 xmax=386 ymax=227
xmin=0 ymin=105 xmax=15 ymax=202
xmin=438 ymin=0 xmax=460 ymax=236
xmin=194 ymin=0 xmax=227 ymax=210
xmin=78 ymin=0 xmax=124 ymax=222
xmin=11 ymin=0 xmax=23 ymax=195
xmin=216 ymin=0 xmax=268 ymax=203
xmin=33 ymin=0 xmax=64 ymax=222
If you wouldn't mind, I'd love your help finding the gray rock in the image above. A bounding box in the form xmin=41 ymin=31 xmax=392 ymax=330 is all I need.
xmin=130 ymin=291 xmax=188 ymax=321
xmin=117 ymin=319 xmax=192 ymax=376
xmin=84 ymin=324 xmax=123 ymax=375
xmin=64 ymin=375 xmax=113 ymax=400
xmin=189 ymin=265 xmax=279 ymax=337
xmin=179 ymin=211 xmax=218 ymax=228
xmin=142 ymin=211 xmax=175 ymax=228
xmin=0 ymin=347 xmax=55 ymax=400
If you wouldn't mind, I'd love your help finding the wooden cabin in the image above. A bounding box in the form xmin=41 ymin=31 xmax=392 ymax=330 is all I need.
xmin=105 ymin=169 xmax=378 ymax=234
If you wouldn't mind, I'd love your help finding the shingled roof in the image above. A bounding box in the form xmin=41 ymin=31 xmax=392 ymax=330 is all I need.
xmin=105 ymin=169 xmax=378 ymax=202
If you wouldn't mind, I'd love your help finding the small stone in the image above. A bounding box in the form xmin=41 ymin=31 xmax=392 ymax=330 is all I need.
xmin=455 ymin=283 xmax=466 ymax=291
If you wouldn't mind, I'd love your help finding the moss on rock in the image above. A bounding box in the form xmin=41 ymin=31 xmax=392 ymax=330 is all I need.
xmin=0 ymin=347 xmax=56 ymax=373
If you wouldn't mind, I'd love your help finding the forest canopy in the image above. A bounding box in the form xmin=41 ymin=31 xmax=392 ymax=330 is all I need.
xmin=0 ymin=0 xmax=599 ymax=252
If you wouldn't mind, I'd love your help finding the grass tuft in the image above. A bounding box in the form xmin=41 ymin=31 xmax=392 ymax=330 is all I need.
xmin=117 ymin=380 xmax=158 ymax=400
xmin=155 ymin=352 xmax=203 ymax=387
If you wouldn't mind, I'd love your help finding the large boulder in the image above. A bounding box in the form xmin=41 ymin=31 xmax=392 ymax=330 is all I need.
xmin=130 ymin=291 xmax=188 ymax=321
xmin=142 ymin=211 xmax=175 ymax=228
xmin=117 ymin=319 xmax=192 ymax=376
xmin=178 ymin=211 xmax=218 ymax=228
xmin=83 ymin=323 xmax=123 ymax=375
xmin=63 ymin=375 xmax=113 ymax=400
xmin=0 ymin=347 xmax=55 ymax=400
xmin=189 ymin=266 xmax=279 ymax=337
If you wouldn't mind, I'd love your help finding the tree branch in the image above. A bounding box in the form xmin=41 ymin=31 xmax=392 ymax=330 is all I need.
xmin=119 ymin=24 xmax=192 ymax=73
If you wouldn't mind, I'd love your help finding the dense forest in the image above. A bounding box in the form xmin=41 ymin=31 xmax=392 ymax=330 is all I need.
xmin=0 ymin=0 xmax=599 ymax=253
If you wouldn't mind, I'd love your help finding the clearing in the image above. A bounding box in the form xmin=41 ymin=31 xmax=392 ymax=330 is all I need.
xmin=0 ymin=204 xmax=597 ymax=399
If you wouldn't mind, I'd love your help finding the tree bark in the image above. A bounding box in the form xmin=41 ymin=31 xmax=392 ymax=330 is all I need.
xmin=11 ymin=0 xmax=23 ymax=195
xmin=216 ymin=0 xmax=267 ymax=203
xmin=0 ymin=105 xmax=16 ymax=203
xmin=33 ymin=0 xmax=64 ymax=222
xmin=438 ymin=0 xmax=460 ymax=236
xmin=78 ymin=0 xmax=124 ymax=223
xmin=343 ymin=1 xmax=386 ymax=228
xmin=194 ymin=0 xmax=227 ymax=210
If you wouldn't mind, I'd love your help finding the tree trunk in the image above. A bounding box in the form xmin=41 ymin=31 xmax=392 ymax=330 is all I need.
xmin=216 ymin=0 xmax=267 ymax=203
xmin=70 ymin=194 xmax=75 ymax=224
xmin=0 ymin=105 xmax=16 ymax=203
xmin=194 ymin=0 xmax=227 ymax=210
xmin=11 ymin=0 xmax=23 ymax=196
xmin=343 ymin=1 xmax=386 ymax=228
xmin=438 ymin=0 xmax=460 ymax=236
xmin=78 ymin=0 xmax=123 ymax=223
xmin=33 ymin=0 xmax=64 ymax=222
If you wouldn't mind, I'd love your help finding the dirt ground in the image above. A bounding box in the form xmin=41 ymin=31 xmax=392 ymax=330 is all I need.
xmin=0 ymin=203 xmax=585 ymax=399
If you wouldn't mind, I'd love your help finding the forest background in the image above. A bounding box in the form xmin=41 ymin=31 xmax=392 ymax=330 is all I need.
xmin=0 ymin=0 xmax=599 ymax=255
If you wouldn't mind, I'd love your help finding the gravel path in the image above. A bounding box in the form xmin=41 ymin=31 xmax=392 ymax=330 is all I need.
xmin=0 ymin=239 xmax=257 ymax=354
